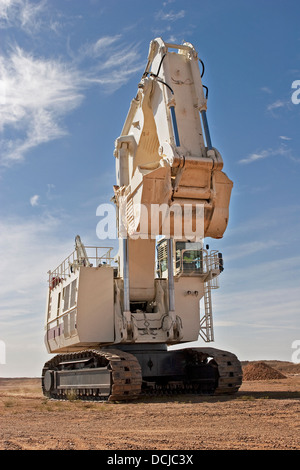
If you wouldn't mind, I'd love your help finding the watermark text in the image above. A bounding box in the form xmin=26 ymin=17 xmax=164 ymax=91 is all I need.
xmin=291 ymin=80 xmax=300 ymax=104
xmin=96 ymin=202 xmax=204 ymax=241
xmin=0 ymin=340 xmax=6 ymax=365
xmin=291 ymin=340 xmax=300 ymax=364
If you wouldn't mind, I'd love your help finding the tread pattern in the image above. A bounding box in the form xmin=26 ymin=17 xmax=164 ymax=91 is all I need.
xmin=193 ymin=347 xmax=243 ymax=394
xmin=42 ymin=348 xmax=142 ymax=402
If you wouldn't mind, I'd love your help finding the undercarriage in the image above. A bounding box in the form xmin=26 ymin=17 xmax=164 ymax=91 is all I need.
xmin=42 ymin=345 xmax=242 ymax=401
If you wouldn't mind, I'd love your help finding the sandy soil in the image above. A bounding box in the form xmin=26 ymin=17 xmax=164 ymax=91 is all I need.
xmin=0 ymin=365 xmax=299 ymax=450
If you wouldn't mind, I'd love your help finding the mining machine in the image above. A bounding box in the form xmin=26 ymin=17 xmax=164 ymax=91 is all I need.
xmin=42 ymin=38 xmax=242 ymax=401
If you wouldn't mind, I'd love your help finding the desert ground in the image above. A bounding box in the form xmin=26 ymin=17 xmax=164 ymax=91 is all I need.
xmin=0 ymin=361 xmax=299 ymax=451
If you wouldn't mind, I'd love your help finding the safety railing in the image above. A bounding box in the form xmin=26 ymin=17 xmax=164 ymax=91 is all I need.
xmin=48 ymin=246 xmax=115 ymax=288
xmin=156 ymin=242 xmax=223 ymax=281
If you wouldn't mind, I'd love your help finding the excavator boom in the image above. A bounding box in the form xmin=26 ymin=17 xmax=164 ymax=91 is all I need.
xmin=114 ymin=38 xmax=233 ymax=241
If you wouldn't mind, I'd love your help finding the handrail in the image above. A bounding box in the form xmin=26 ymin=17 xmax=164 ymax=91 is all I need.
xmin=48 ymin=246 xmax=115 ymax=287
xmin=46 ymin=306 xmax=77 ymax=327
xmin=157 ymin=242 xmax=222 ymax=279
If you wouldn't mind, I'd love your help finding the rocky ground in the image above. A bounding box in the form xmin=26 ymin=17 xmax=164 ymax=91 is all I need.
xmin=0 ymin=361 xmax=299 ymax=450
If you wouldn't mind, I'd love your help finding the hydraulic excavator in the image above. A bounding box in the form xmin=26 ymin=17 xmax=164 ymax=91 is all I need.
xmin=42 ymin=38 xmax=242 ymax=401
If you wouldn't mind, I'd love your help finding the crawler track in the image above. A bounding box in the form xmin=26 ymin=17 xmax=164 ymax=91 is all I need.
xmin=42 ymin=347 xmax=242 ymax=401
xmin=42 ymin=349 xmax=142 ymax=402
xmin=193 ymin=347 xmax=243 ymax=394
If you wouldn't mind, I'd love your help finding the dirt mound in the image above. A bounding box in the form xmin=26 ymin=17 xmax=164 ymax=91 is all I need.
xmin=243 ymin=362 xmax=286 ymax=381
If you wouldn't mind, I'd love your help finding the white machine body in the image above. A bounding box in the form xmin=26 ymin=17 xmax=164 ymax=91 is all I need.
xmin=44 ymin=38 xmax=232 ymax=355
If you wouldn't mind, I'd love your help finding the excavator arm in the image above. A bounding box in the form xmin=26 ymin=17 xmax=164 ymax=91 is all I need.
xmin=114 ymin=38 xmax=233 ymax=241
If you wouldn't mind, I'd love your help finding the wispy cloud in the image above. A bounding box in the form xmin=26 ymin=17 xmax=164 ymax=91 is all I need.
xmin=0 ymin=0 xmax=20 ymax=23
xmin=239 ymin=148 xmax=275 ymax=164
xmin=20 ymin=0 xmax=46 ymax=31
xmin=0 ymin=0 xmax=46 ymax=32
xmin=266 ymin=97 xmax=294 ymax=116
xmin=0 ymin=1 xmax=144 ymax=167
xmin=260 ymin=86 xmax=272 ymax=94
xmin=215 ymin=286 xmax=300 ymax=329
xmin=215 ymin=255 xmax=300 ymax=322
xmin=0 ymin=215 xmax=67 ymax=299
xmin=163 ymin=0 xmax=175 ymax=6
xmin=226 ymin=204 xmax=300 ymax=240
xmin=79 ymin=34 xmax=122 ymax=59
xmin=155 ymin=9 xmax=185 ymax=21
xmin=30 ymin=194 xmax=40 ymax=207
xmin=0 ymin=215 xmax=72 ymax=375
xmin=239 ymin=144 xmax=298 ymax=164
xmin=224 ymin=240 xmax=281 ymax=261
xmin=267 ymin=99 xmax=287 ymax=111
xmin=0 ymin=34 xmax=143 ymax=165
xmin=77 ymin=36 xmax=143 ymax=85
xmin=0 ymin=45 xmax=84 ymax=164
xmin=210 ymin=252 xmax=300 ymax=360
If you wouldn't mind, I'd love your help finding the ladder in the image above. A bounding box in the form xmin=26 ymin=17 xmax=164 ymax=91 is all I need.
xmin=199 ymin=274 xmax=214 ymax=342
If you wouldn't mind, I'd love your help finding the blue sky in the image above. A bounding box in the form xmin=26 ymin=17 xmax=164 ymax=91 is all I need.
xmin=0 ymin=0 xmax=299 ymax=376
